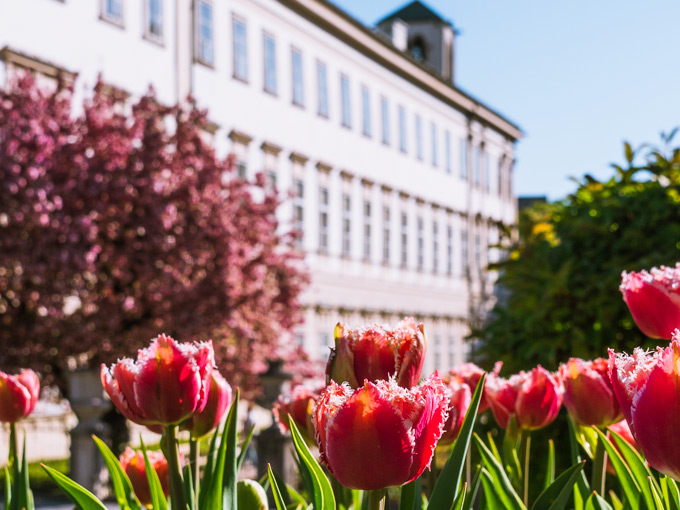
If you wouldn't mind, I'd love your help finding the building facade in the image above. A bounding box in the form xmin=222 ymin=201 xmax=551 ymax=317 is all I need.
xmin=0 ymin=0 xmax=522 ymax=375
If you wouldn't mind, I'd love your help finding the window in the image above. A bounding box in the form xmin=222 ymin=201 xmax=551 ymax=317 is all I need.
xmin=263 ymin=33 xmax=277 ymax=94
xmin=145 ymin=0 xmax=162 ymax=39
xmin=434 ymin=335 xmax=442 ymax=370
xmin=319 ymin=187 xmax=329 ymax=252
xmin=459 ymin=138 xmax=468 ymax=179
xmin=498 ymin=158 xmax=504 ymax=196
xmin=398 ymin=106 xmax=407 ymax=153
xmin=417 ymin=217 xmax=424 ymax=271
xmin=102 ymin=0 xmax=123 ymax=25
xmin=381 ymin=97 xmax=390 ymax=145
xmin=446 ymin=225 xmax=453 ymax=276
xmin=401 ymin=212 xmax=408 ymax=268
xmin=448 ymin=338 xmax=455 ymax=368
xmin=474 ymin=146 xmax=481 ymax=186
xmin=431 ymin=122 xmax=438 ymax=167
xmin=432 ymin=221 xmax=439 ymax=274
xmin=340 ymin=75 xmax=351 ymax=128
xmin=445 ymin=130 xmax=451 ymax=174
xmin=233 ymin=17 xmax=248 ymax=81
xmin=415 ymin=115 xmax=423 ymax=161
xmin=363 ymin=201 xmax=371 ymax=260
xmin=383 ymin=207 xmax=391 ymax=264
xmin=291 ymin=48 xmax=304 ymax=106
xmin=317 ymin=62 xmax=328 ymax=118
xmin=294 ymin=179 xmax=304 ymax=247
xmin=361 ymin=87 xmax=371 ymax=136
xmin=266 ymin=171 xmax=277 ymax=192
xmin=320 ymin=332 xmax=330 ymax=359
xmin=342 ymin=194 xmax=351 ymax=257
xmin=484 ymin=150 xmax=490 ymax=192
xmin=461 ymin=227 xmax=469 ymax=274
xmin=475 ymin=232 xmax=482 ymax=270
xmin=196 ymin=1 xmax=213 ymax=65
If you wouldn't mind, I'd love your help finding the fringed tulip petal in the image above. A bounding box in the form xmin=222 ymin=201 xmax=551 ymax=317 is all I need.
xmin=560 ymin=358 xmax=621 ymax=427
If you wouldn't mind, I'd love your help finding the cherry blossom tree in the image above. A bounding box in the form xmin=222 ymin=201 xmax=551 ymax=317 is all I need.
xmin=0 ymin=75 xmax=309 ymax=395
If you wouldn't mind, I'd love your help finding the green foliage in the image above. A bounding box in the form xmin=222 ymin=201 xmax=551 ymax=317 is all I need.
xmin=476 ymin=131 xmax=680 ymax=371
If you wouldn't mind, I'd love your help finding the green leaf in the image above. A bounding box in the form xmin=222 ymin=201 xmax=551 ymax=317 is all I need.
xmin=592 ymin=428 xmax=639 ymax=510
xmin=480 ymin=468 xmax=505 ymax=510
xmin=503 ymin=415 xmax=522 ymax=487
xmin=183 ymin=464 xmax=196 ymax=510
xmin=237 ymin=425 xmax=256 ymax=471
xmin=199 ymin=427 xmax=220 ymax=498
xmin=662 ymin=476 xmax=680 ymax=510
xmin=268 ymin=465 xmax=288 ymax=510
xmin=451 ymin=482 xmax=467 ymax=510
xmin=14 ymin=434 xmax=31 ymax=510
xmin=92 ymin=435 xmax=141 ymax=510
xmin=530 ymin=461 xmax=585 ymax=510
xmin=487 ymin=432 xmax=502 ymax=463
xmin=41 ymin=464 xmax=109 ymax=510
xmin=543 ymin=440 xmax=555 ymax=492
xmin=584 ymin=491 xmax=613 ymax=510
xmin=429 ymin=373 xmax=486 ymax=510
xmin=288 ymin=419 xmax=335 ymax=510
xmin=648 ymin=477 xmax=664 ymax=510
xmin=609 ymin=429 xmax=658 ymax=510
xmin=399 ymin=477 xmax=420 ymax=510
xmin=607 ymin=491 xmax=623 ymax=510
xmin=140 ymin=438 xmax=168 ymax=510
xmin=473 ymin=434 xmax=526 ymax=510
xmin=222 ymin=390 xmax=240 ymax=510
xmin=462 ymin=468 xmax=482 ymax=510
xmin=4 ymin=467 xmax=12 ymax=510
xmin=568 ymin=416 xmax=591 ymax=503
xmin=352 ymin=489 xmax=363 ymax=510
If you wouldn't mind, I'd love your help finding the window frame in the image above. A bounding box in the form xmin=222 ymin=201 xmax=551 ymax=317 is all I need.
xmin=143 ymin=0 xmax=163 ymax=43
xmin=232 ymin=15 xmax=248 ymax=82
xmin=195 ymin=0 xmax=214 ymax=67
xmin=361 ymin=86 xmax=371 ymax=137
xmin=340 ymin=74 xmax=351 ymax=128
xmin=317 ymin=61 xmax=329 ymax=118
xmin=101 ymin=0 xmax=124 ymax=28
xmin=291 ymin=46 xmax=304 ymax=107
xmin=263 ymin=31 xmax=278 ymax=95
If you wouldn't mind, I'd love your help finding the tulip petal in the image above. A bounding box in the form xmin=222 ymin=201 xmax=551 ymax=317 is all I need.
xmin=409 ymin=378 xmax=450 ymax=480
xmin=516 ymin=367 xmax=562 ymax=430
xmin=0 ymin=373 xmax=33 ymax=423
xmin=621 ymin=268 xmax=680 ymax=339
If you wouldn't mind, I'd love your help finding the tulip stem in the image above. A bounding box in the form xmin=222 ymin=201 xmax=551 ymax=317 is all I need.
xmin=521 ymin=433 xmax=531 ymax=506
xmin=591 ymin=431 xmax=607 ymax=497
xmin=367 ymin=489 xmax=386 ymax=510
xmin=9 ymin=422 xmax=18 ymax=477
xmin=165 ymin=424 xmax=188 ymax=510
xmin=189 ymin=438 xmax=199 ymax=510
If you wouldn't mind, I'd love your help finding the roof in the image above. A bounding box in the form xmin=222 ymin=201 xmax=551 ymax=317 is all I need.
xmin=377 ymin=1 xmax=452 ymax=27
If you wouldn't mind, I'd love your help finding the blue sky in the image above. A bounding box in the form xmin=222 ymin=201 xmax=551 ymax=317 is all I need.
xmin=333 ymin=0 xmax=680 ymax=200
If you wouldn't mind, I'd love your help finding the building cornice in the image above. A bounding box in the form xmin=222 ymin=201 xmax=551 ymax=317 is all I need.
xmin=0 ymin=46 xmax=77 ymax=84
xmin=261 ymin=141 xmax=283 ymax=155
xmin=228 ymin=129 xmax=253 ymax=145
xmin=277 ymin=0 xmax=523 ymax=142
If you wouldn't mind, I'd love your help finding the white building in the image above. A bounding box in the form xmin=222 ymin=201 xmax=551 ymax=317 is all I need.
xmin=0 ymin=0 xmax=522 ymax=375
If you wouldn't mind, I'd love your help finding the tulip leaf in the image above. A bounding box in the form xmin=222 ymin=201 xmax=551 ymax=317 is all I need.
xmin=662 ymin=476 xmax=680 ymax=510
xmin=237 ymin=424 xmax=256 ymax=471
xmin=451 ymin=482 xmax=467 ymax=510
xmin=487 ymin=431 xmax=502 ymax=463
xmin=543 ymin=440 xmax=555 ymax=491
xmin=4 ymin=467 xmax=11 ymax=510
xmin=609 ymin=429 xmax=658 ymax=510
xmin=530 ymin=460 xmax=585 ymax=510
xmin=648 ymin=477 xmax=664 ymax=510
xmin=399 ymin=476 xmax=420 ymax=510
xmin=503 ymin=416 xmax=523 ymax=488
xmin=429 ymin=373 xmax=485 ymax=510
xmin=584 ymin=491 xmax=613 ymax=510
xmin=41 ymin=464 xmax=109 ymax=510
xmin=607 ymin=490 xmax=623 ymax=510
xmin=199 ymin=427 xmax=220 ymax=498
xmin=140 ymin=438 xmax=168 ymax=510
xmin=268 ymin=464 xmax=288 ymax=510
xmin=352 ymin=489 xmax=363 ymax=510
xmin=479 ymin=467 xmax=505 ymax=510
xmin=222 ymin=390 xmax=240 ymax=510
xmin=288 ymin=419 xmax=335 ymax=510
xmin=474 ymin=434 xmax=526 ymax=510
xmin=591 ymin=429 xmax=639 ymax=510
xmin=12 ymin=434 xmax=31 ymax=510
xmin=462 ymin=468 xmax=482 ymax=510
xmin=183 ymin=464 xmax=196 ymax=510
xmin=568 ymin=416 xmax=591 ymax=503
xmin=92 ymin=435 xmax=141 ymax=510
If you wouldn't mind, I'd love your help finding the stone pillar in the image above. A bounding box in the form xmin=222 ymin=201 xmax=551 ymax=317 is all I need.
xmin=255 ymin=360 xmax=296 ymax=493
xmin=68 ymin=368 xmax=112 ymax=499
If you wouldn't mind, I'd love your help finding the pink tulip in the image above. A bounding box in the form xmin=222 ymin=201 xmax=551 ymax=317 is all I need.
xmin=486 ymin=366 xmax=563 ymax=430
xmin=119 ymin=447 xmax=169 ymax=506
xmin=448 ymin=361 xmax=501 ymax=413
xmin=0 ymin=369 xmax=40 ymax=423
xmin=315 ymin=374 xmax=449 ymax=490
xmin=609 ymin=334 xmax=680 ymax=480
xmin=273 ymin=384 xmax=321 ymax=442
xmin=438 ymin=374 xmax=472 ymax=445
xmin=326 ymin=317 xmax=426 ymax=389
xmin=101 ymin=334 xmax=214 ymax=426
xmin=559 ymin=358 xmax=622 ymax=427
xmin=182 ymin=371 xmax=232 ymax=439
xmin=620 ymin=264 xmax=680 ymax=339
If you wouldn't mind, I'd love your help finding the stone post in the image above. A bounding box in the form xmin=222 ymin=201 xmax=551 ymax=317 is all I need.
xmin=68 ymin=368 xmax=111 ymax=499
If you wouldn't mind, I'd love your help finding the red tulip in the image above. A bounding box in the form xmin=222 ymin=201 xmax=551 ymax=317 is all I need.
xmin=182 ymin=371 xmax=232 ymax=439
xmin=119 ymin=447 xmax=169 ymax=506
xmin=0 ymin=369 xmax=40 ymax=423
xmin=273 ymin=384 xmax=320 ymax=442
xmin=559 ymin=358 xmax=622 ymax=427
xmin=620 ymin=264 xmax=680 ymax=339
xmin=448 ymin=361 xmax=501 ymax=413
xmin=326 ymin=317 xmax=426 ymax=389
xmin=486 ymin=366 xmax=563 ymax=431
xmin=438 ymin=374 xmax=472 ymax=445
xmin=609 ymin=335 xmax=680 ymax=480
xmin=101 ymin=334 xmax=214 ymax=426
xmin=315 ymin=374 xmax=448 ymax=490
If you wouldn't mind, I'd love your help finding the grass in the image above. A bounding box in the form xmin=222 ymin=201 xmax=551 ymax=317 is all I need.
xmin=0 ymin=458 xmax=70 ymax=496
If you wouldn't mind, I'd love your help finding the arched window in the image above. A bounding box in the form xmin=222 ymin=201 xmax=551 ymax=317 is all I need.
xmin=408 ymin=37 xmax=427 ymax=62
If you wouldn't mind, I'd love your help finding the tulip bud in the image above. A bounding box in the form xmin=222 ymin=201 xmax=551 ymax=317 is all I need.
xmin=182 ymin=371 xmax=232 ymax=439
xmin=315 ymin=374 xmax=449 ymax=490
xmin=609 ymin=334 xmax=680 ymax=479
xmin=119 ymin=447 xmax=169 ymax=507
xmin=438 ymin=374 xmax=471 ymax=445
xmin=559 ymin=358 xmax=622 ymax=427
xmin=486 ymin=366 xmax=563 ymax=431
xmin=237 ymin=480 xmax=269 ymax=510
xmin=326 ymin=317 xmax=426 ymax=389
xmin=273 ymin=384 xmax=320 ymax=443
xmin=0 ymin=369 xmax=40 ymax=423
xmin=620 ymin=264 xmax=680 ymax=339
xmin=101 ymin=334 xmax=214 ymax=426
